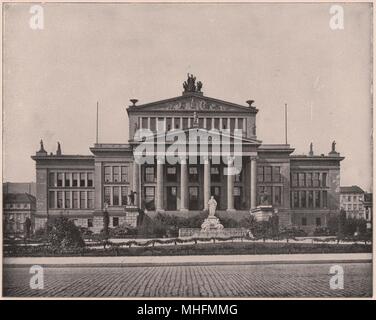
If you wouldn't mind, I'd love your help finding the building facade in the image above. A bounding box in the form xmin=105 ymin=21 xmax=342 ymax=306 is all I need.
xmin=32 ymin=76 xmax=344 ymax=234
xmin=340 ymin=186 xmax=372 ymax=222
xmin=3 ymin=193 xmax=36 ymax=237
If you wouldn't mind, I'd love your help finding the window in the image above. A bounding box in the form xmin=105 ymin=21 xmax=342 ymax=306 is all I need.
xmin=353 ymin=196 xmax=357 ymax=202
xmin=121 ymin=166 xmax=128 ymax=182
xmin=113 ymin=167 xmax=120 ymax=182
xmin=264 ymin=167 xmax=272 ymax=182
xmin=257 ymin=167 xmax=264 ymax=183
xmin=183 ymin=117 xmax=188 ymax=129
xmin=258 ymin=186 xmax=272 ymax=205
xmin=72 ymin=173 xmax=79 ymax=187
xmin=104 ymin=166 xmax=112 ymax=183
xmin=322 ymin=191 xmax=328 ymax=208
xmin=306 ymin=173 xmax=312 ymax=187
xmin=57 ymin=191 xmax=63 ymax=208
xmin=65 ymin=173 xmax=71 ymax=187
xmin=87 ymin=173 xmax=93 ymax=187
xmin=150 ymin=117 xmax=156 ymax=132
xmin=142 ymin=117 xmax=148 ymax=129
xmin=144 ymin=187 xmax=155 ymax=210
xmin=272 ymin=167 xmax=281 ymax=182
xmin=274 ymin=186 xmax=282 ymax=205
xmin=321 ymin=173 xmax=327 ymax=187
xmin=308 ymin=191 xmax=314 ymax=208
xmin=300 ymin=191 xmax=306 ymax=208
xmin=189 ymin=166 xmax=198 ymax=182
xmin=104 ymin=187 xmax=111 ymax=205
xmin=298 ymin=173 xmax=305 ymax=187
xmin=291 ymin=173 xmax=298 ymax=187
xmin=73 ymin=191 xmax=79 ymax=209
xmin=87 ymin=192 xmax=94 ymax=209
xmin=353 ymin=204 xmax=358 ymax=210
xmin=238 ymin=118 xmax=243 ymax=130
xmin=88 ymin=219 xmax=93 ymax=228
xmin=166 ymin=166 xmax=177 ymax=182
xmin=302 ymin=217 xmax=307 ymax=226
xmin=312 ymin=173 xmax=320 ymax=187
xmin=145 ymin=167 xmax=155 ymax=182
xmin=113 ymin=217 xmax=119 ymax=227
xmin=316 ymin=217 xmax=321 ymax=226
xmin=57 ymin=173 xmax=63 ymax=187
xmin=315 ymin=191 xmax=320 ymax=208
xmin=49 ymin=172 xmax=56 ymax=187
xmin=80 ymin=173 xmax=86 ymax=187
xmin=113 ymin=187 xmax=119 ymax=206
xmin=49 ymin=191 xmax=55 ymax=208
xmin=65 ymin=192 xmax=71 ymax=208
xmin=211 ymin=166 xmax=220 ymax=182
xmin=121 ymin=187 xmax=128 ymax=205
xmin=292 ymin=191 xmax=299 ymax=208
xmin=80 ymin=191 xmax=86 ymax=209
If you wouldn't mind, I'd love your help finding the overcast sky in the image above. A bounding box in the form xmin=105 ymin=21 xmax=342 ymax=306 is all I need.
xmin=2 ymin=2 xmax=373 ymax=191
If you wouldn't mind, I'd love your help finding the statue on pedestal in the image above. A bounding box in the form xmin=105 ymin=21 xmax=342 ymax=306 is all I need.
xmin=208 ymin=196 xmax=217 ymax=217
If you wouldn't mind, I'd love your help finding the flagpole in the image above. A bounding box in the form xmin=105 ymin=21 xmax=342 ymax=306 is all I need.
xmin=96 ymin=101 xmax=99 ymax=144
xmin=285 ymin=103 xmax=288 ymax=145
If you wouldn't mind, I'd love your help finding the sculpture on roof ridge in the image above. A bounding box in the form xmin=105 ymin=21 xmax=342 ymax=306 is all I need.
xmin=183 ymin=73 xmax=203 ymax=93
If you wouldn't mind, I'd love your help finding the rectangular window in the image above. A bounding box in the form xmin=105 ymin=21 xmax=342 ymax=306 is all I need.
xmin=189 ymin=166 xmax=199 ymax=182
xmin=121 ymin=187 xmax=128 ymax=205
xmin=87 ymin=191 xmax=94 ymax=209
xmin=65 ymin=192 xmax=71 ymax=208
xmin=150 ymin=117 xmax=156 ymax=132
xmin=211 ymin=166 xmax=221 ymax=182
xmin=80 ymin=191 xmax=86 ymax=209
xmin=321 ymin=172 xmax=327 ymax=187
xmin=315 ymin=191 xmax=321 ymax=208
xmin=104 ymin=166 xmax=112 ymax=183
xmin=49 ymin=191 xmax=55 ymax=208
xmin=316 ymin=217 xmax=321 ymax=226
xmin=183 ymin=117 xmax=188 ymax=129
xmin=272 ymin=167 xmax=281 ymax=182
xmin=300 ymin=191 xmax=307 ymax=208
xmin=302 ymin=217 xmax=307 ymax=226
xmin=293 ymin=191 xmax=299 ymax=208
xmin=121 ymin=166 xmax=128 ymax=182
xmin=166 ymin=166 xmax=177 ymax=182
xmin=72 ymin=173 xmax=79 ymax=187
xmin=104 ymin=187 xmax=111 ymax=205
xmin=264 ymin=166 xmax=272 ymax=182
xmin=113 ymin=187 xmax=119 ymax=206
xmin=214 ymin=118 xmax=220 ymax=130
xmin=113 ymin=217 xmax=119 ymax=227
xmin=145 ymin=187 xmax=155 ymax=210
xmin=88 ymin=219 xmax=93 ymax=228
xmin=238 ymin=118 xmax=243 ymax=130
xmin=142 ymin=117 xmax=148 ymax=129
xmin=145 ymin=167 xmax=155 ymax=182
xmin=113 ymin=166 xmax=120 ymax=182
xmin=87 ymin=173 xmax=93 ymax=187
xmin=274 ymin=186 xmax=282 ymax=206
xmin=80 ymin=173 xmax=86 ymax=187
xmin=57 ymin=191 xmax=63 ymax=208
xmin=298 ymin=173 xmax=305 ymax=187
xmin=166 ymin=117 xmax=172 ymax=131
xmin=291 ymin=173 xmax=298 ymax=187
xmin=49 ymin=172 xmax=56 ymax=187
xmin=65 ymin=173 xmax=71 ymax=187
xmin=257 ymin=167 xmax=264 ymax=183
xmin=306 ymin=173 xmax=312 ymax=187
xmin=312 ymin=173 xmax=320 ymax=187
xmin=157 ymin=118 xmax=164 ymax=131
xmin=308 ymin=191 xmax=314 ymax=208
xmin=73 ymin=191 xmax=79 ymax=209
xmin=258 ymin=186 xmax=272 ymax=205
xmin=57 ymin=173 xmax=63 ymax=187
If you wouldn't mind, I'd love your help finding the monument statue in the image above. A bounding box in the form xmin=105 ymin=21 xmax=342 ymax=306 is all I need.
xmin=208 ymin=196 xmax=217 ymax=217
xmin=309 ymin=142 xmax=313 ymax=156
xmin=193 ymin=111 xmax=199 ymax=127
xmin=332 ymin=140 xmax=336 ymax=152
xmin=182 ymin=73 xmax=203 ymax=93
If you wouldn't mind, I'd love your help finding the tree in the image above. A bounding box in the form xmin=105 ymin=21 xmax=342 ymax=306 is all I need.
xmin=47 ymin=217 xmax=85 ymax=249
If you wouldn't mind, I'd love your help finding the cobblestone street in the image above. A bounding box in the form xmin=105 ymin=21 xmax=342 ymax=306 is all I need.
xmin=3 ymin=262 xmax=372 ymax=298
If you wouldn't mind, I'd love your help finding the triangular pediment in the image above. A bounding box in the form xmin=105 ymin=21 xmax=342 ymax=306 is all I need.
xmin=128 ymin=93 xmax=258 ymax=113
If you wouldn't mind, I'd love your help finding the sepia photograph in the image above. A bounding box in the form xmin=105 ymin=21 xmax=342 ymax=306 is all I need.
xmin=1 ymin=1 xmax=373 ymax=301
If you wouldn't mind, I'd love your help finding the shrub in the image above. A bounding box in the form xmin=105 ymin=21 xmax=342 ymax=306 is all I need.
xmin=47 ymin=216 xmax=85 ymax=249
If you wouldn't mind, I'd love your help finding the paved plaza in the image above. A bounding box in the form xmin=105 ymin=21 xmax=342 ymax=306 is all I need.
xmin=3 ymin=262 xmax=372 ymax=298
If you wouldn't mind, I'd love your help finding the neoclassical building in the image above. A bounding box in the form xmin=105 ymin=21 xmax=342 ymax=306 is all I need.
xmin=32 ymin=75 xmax=344 ymax=234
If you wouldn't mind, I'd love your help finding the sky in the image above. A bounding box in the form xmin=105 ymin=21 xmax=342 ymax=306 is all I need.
xmin=2 ymin=2 xmax=373 ymax=191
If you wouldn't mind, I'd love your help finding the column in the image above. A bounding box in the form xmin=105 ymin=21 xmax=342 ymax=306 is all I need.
xmin=250 ymin=156 xmax=257 ymax=209
xmin=180 ymin=157 xmax=188 ymax=211
xmin=132 ymin=161 xmax=140 ymax=207
xmin=204 ymin=157 xmax=211 ymax=210
xmin=227 ymin=158 xmax=235 ymax=211
xmin=156 ymin=157 xmax=164 ymax=212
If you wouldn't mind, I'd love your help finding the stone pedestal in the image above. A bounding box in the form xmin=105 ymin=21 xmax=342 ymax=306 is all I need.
xmin=250 ymin=205 xmax=274 ymax=222
xmin=201 ymin=216 xmax=224 ymax=231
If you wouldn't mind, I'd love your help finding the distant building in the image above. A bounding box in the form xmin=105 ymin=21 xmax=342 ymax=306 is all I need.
xmin=340 ymin=186 xmax=366 ymax=219
xmin=363 ymin=192 xmax=372 ymax=227
xmin=31 ymin=75 xmax=344 ymax=234
xmin=3 ymin=182 xmax=36 ymax=197
xmin=3 ymin=193 xmax=36 ymax=236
